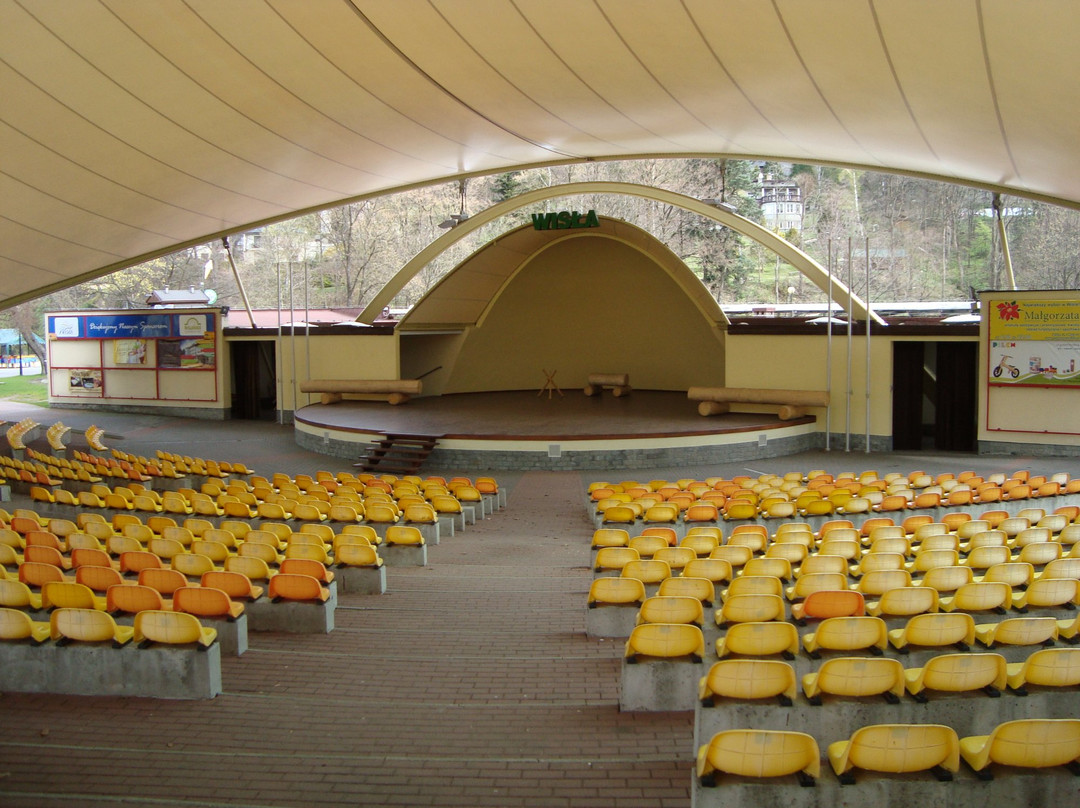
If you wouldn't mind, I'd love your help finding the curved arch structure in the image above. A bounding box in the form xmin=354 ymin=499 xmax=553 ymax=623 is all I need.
xmin=361 ymin=182 xmax=884 ymax=325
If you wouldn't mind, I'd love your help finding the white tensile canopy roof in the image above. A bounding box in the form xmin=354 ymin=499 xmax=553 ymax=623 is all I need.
xmin=3 ymin=0 xmax=1078 ymax=309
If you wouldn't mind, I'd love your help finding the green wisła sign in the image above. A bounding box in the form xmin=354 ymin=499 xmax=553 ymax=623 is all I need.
xmin=531 ymin=210 xmax=600 ymax=230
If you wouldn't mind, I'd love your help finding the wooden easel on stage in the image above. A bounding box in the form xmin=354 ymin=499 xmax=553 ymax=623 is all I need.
xmin=538 ymin=368 xmax=563 ymax=399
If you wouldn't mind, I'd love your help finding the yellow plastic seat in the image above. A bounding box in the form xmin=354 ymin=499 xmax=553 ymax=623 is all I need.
xmin=904 ymin=652 xmax=1008 ymax=701
xmin=50 ymin=607 xmax=133 ymax=646
xmin=0 ymin=606 xmax=51 ymax=643
xmin=940 ymin=581 xmax=1012 ymax=613
xmin=1039 ymin=557 xmax=1080 ymax=582
xmin=334 ymin=542 xmax=384 ymax=569
xmin=802 ymin=656 xmax=905 ymax=703
xmin=624 ymin=622 xmax=704 ymax=662
xmin=915 ymin=561 xmax=976 ymax=591
xmin=1014 ymin=541 xmax=1063 ymax=567
xmin=865 ymin=585 xmax=939 ymax=617
xmin=795 ymin=554 xmax=848 ymax=578
xmin=41 ymin=581 xmax=107 ymax=611
xmin=722 ymin=575 xmax=784 ymax=600
xmin=133 ymin=609 xmax=217 ymax=648
xmin=741 ymin=557 xmax=791 ymax=581
xmin=828 ymin=724 xmax=960 ymax=784
xmin=851 ymin=552 xmax=906 ymax=577
xmin=962 ymin=544 xmax=1011 ymax=571
xmin=697 ymin=730 xmax=820 ymax=786
xmin=236 ymin=541 xmax=282 ymax=566
xmin=224 ymin=555 xmax=275 ymax=582
xmin=680 ymin=558 xmax=731 ymax=584
xmin=636 ymin=595 xmax=703 ymax=627
xmin=653 ymin=546 xmax=695 ymax=571
xmin=1013 ymin=577 xmax=1080 ymax=611
xmin=802 ymin=616 xmax=887 ymax=657
xmin=978 ymin=562 xmax=1034 ymax=589
xmin=715 ymin=593 xmax=785 ymax=626
xmin=699 ymin=659 xmax=797 ymax=706
xmin=785 ymin=572 xmax=847 ymax=602
xmin=619 ymin=559 xmax=671 ymax=585
xmin=657 ymin=576 xmax=714 ymax=606
xmin=587 ymin=576 xmax=646 ymax=608
xmin=959 ymin=719 xmax=1080 ymax=779
xmin=708 ymin=545 xmax=752 ymax=568
xmin=975 ymin=616 xmax=1059 ymax=648
xmin=591 ymin=528 xmax=630 ymax=550
xmin=818 ymin=539 xmax=860 ymax=562
xmin=852 ymin=569 xmax=912 ymax=596
xmin=1006 ymin=647 xmax=1080 ymax=694
xmin=715 ymin=621 xmax=799 ymax=659
xmin=907 ymin=549 xmax=959 ymax=574
xmin=172 ymin=552 xmax=219 ymax=579
xmin=888 ymin=612 xmax=975 ymax=652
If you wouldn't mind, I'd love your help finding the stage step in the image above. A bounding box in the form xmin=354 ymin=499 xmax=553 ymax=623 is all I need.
xmin=355 ymin=433 xmax=439 ymax=474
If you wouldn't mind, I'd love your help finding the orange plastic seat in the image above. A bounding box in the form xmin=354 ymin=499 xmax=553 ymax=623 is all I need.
xmin=137 ymin=567 xmax=191 ymax=596
xmin=200 ymin=570 xmax=264 ymax=601
xmin=268 ymin=573 xmax=329 ymax=603
xmin=791 ymin=589 xmax=865 ymax=622
xmin=106 ymin=583 xmax=167 ymax=615
xmin=173 ymin=585 xmax=244 ymax=620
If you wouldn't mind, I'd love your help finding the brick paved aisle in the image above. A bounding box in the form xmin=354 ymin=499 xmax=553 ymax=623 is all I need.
xmin=0 ymin=469 xmax=692 ymax=808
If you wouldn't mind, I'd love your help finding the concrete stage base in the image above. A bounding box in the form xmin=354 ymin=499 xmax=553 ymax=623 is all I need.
xmin=293 ymin=390 xmax=822 ymax=471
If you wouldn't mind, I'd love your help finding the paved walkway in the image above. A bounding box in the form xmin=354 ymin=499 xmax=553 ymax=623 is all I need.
xmin=2 ymin=401 xmax=1079 ymax=806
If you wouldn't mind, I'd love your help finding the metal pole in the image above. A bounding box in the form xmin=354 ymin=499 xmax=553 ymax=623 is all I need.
xmin=289 ymin=261 xmax=297 ymax=423
xmin=845 ymin=237 xmax=853 ymax=452
xmin=865 ymin=236 xmax=872 ymax=454
xmin=276 ymin=261 xmax=283 ymax=425
xmin=825 ymin=239 xmax=833 ymax=452
xmin=305 ymin=259 xmax=311 ymax=408
xmin=18 ymin=332 xmax=24 ymax=377
xmin=222 ymin=237 xmax=257 ymax=328
xmin=994 ymin=194 xmax=1018 ymax=291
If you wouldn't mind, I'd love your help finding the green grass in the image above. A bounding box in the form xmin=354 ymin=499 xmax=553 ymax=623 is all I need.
xmin=0 ymin=372 xmax=49 ymax=405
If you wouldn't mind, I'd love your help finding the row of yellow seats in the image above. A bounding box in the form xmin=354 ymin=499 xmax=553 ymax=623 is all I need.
xmin=696 ymin=647 xmax=1080 ymax=706
xmin=696 ymin=718 xmax=1080 ymax=786
xmin=0 ymin=606 xmax=215 ymax=648
xmin=625 ymin=612 xmax=1080 ymax=664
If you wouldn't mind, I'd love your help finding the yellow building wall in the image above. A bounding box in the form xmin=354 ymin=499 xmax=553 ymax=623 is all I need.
xmin=726 ymin=332 xmax=978 ymax=440
xmin=273 ymin=332 xmax=400 ymax=412
xmin=443 ymin=237 xmax=726 ymax=393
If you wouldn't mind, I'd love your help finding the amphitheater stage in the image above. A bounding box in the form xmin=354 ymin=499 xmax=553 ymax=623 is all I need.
xmin=293 ymin=390 xmax=822 ymax=471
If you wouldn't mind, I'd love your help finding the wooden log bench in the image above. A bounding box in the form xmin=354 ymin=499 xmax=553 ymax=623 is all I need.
xmin=583 ymin=373 xmax=632 ymax=397
xmin=300 ymin=379 xmax=422 ymax=405
xmin=687 ymin=387 xmax=829 ymax=420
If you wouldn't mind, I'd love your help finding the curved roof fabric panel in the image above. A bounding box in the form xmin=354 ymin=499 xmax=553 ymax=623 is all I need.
xmin=2 ymin=0 xmax=1078 ymax=308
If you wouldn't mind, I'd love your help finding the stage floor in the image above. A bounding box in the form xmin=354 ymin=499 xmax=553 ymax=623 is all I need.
xmin=294 ymin=390 xmax=812 ymax=440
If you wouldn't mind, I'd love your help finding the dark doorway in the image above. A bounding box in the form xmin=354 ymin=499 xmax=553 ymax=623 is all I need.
xmin=891 ymin=341 xmax=977 ymax=452
xmin=231 ymin=340 xmax=277 ymax=420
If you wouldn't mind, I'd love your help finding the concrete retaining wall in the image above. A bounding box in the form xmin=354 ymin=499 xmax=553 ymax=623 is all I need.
xmin=0 ymin=640 xmax=222 ymax=699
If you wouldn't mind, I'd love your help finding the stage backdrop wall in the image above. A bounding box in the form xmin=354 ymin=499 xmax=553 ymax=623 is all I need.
xmin=438 ymin=237 xmax=727 ymax=394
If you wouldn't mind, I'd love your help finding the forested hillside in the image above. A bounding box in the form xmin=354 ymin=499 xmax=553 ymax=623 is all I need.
xmin=14 ymin=158 xmax=1080 ymax=325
